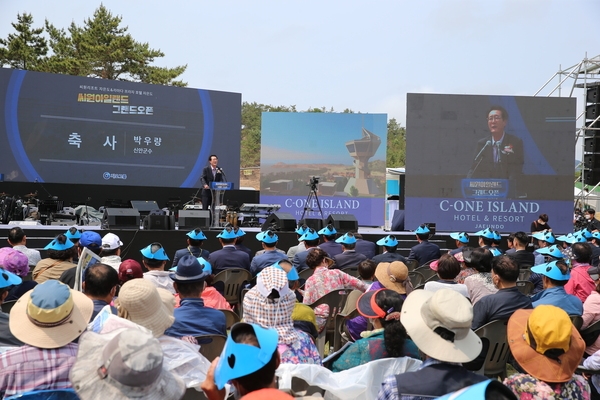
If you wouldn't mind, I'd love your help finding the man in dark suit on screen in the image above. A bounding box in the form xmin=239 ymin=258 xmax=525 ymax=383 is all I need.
xmin=469 ymin=106 xmax=524 ymax=194
xmin=200 ymin=154 xmax=224 ymax=212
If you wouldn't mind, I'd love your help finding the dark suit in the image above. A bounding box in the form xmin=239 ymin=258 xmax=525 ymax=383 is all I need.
xmin=407 ymin=241 xmax=441 ymax=266
xmin=469 ymin=133 xmax=524 ymax=196
xmin=355 ymin=239 xmax=376 ymax=259
xmin=333 ymin=250 xmax=367 ymax=270
xmin=235 ymin=244 xmax=253 ymax=262
xmin=371 ymin=252 xmax=407 ymax=264
xmin=208 ymin=246 xmax=250 ymax=274
xmin=200 ymin=165 xmax=224 ymax=211
xmin=171 ymin=247 xmax=210 ymax=269
xmin=508 ymin=250 xmax=535 ymax=269
xmin=293 ymin=249 xmax=312 ymax=272
xmin=319 ymin=241 xmax=343 ymax=258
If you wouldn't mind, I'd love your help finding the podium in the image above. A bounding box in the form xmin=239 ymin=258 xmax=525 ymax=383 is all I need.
xmin=210 ymin=181 xmax=232 ymax=228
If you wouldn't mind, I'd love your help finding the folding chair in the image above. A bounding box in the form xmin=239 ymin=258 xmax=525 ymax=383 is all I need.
xmin=473 ymin=319 xmax=510 ymax=379
xmin=408 ymin=271 xmax=425 ymax=287
xmin=212 ymin=268 xmax=252 ymax=306
xmin=307 ymin=289 xmax=351 ymax=357
xmin=515 ymin=280 xmax=534 ymax=296
xmin=238 ymin=288 xmax=250 ymax=320
xmin=196 ymin=334 xmax=227 ymax=362
xmin=220 ymin=309 xmax=240 ymax=330
xmin=404 ymin=259 xmax=419 ymax=271
xmin=581 ymin=318 xmax=600 ymax=347
xmin=341 ymin=266 xmax=359 ymax=278
xmin=414 ymin=265 xmax=437 ymax=282
xmin=518 ymin=269 xmax=531 ymax=281
xmin=570 ymin=315 xmax=584 ymax=331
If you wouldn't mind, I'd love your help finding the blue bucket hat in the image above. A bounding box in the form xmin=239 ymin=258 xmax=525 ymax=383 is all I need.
xmin=376 ymin=235 xmax=398 ymax=247
xmin=64 ymin=227 xmax=82 ymax=240
xmin=234 ymin=227 xmax=246 ymax=237
xmin=140 ymin=242 xmax=170 ymax=260
xmin=299 ymin=228 xmax=319 ymax=242
xmin=272 ymin=260 xmax=299 ymax=281
xmin=44 ymin=236 xmax=75 ymax=251
xmin=414 ymin=225 xmax=430 ymax=235
xmin=186 ymin=229 xmax=207 ymax=241
xmin=169 ymin=254 xmax=208 ymax=282
xmin=493 ymin=231 xmax=501 ymax=241
xmin=536 ymin=245 xmax=565 ymax=259
xmin=556 ymin=234 xmax=571 ymax=242
xmin=0 ymin=268 xmax=22 ymax=289
xmin=532 ymin=231 xmax=556 ymax=244
xmin=531 ymin=260 xmax=570 ymax=281
xmin=474 ymin=228 xmax=495 ymax=240
xmin=593 ymin=231 xmax=600 ymax=241
xmin=256 ymin=230 xmax=278 ymax=244
xmin=79 ymin=231 xmax=102 ymax=250
xmin=295 ymin=225 xmax=309 ymax=236
xmin=216 ymin=227 xmax=237 ymax=240
xmin=318 ymin=225 xmax=337 ymax=236
xmin=335 ymin=232 xmax=357 ymax=245
xmin=579 ymin=229 xmax=593 ymax=240
xmin=214 ymin=323 xmax=279 ymax=389
xmin=490 ymin=247 xmax=502 ymax=257
xmin=449 ymin=232 xmax=469 ymax=244
xmin=169 ymin=257 xmax=212 ymax=274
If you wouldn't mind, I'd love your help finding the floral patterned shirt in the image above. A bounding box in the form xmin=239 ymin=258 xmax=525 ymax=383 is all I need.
xmin=302 ymin=267 xmax=368 ymax=330
xmin=503 ymin=373 xmax=590 ymax=400
xmin=464 ymin=272 xmax=498 ymax=305
xmin=278 ymin=330 xmax=321 ymax=365
xmin=454 ymin=267 xmax=477 ymax=284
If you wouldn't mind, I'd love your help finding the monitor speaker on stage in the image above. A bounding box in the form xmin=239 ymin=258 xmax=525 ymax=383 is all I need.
xmin=178 ymin=210 xmax=210 ymax=229
xmin=325 ymin=214 xmax=358 ymax=233
xmin=299 ymin=218 xmax=324 ymax=231
xmin=103 ymin=208 xmax=140 ymax=229
xmin=143 ymin=215 xmax=174 ymax=230
xmin=262 ymin=212 xmax=297 ymax=232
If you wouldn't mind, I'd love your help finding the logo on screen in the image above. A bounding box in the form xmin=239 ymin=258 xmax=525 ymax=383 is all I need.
xmin=103 ymin=172 xmax=127 ymax=180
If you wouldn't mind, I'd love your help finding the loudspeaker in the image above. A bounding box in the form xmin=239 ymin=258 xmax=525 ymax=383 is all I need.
xmin=299 ymin=218 xmax=324 ymax=231
xmin=585 ymin=154 xmax=600 ymax=169
xmin=261 ymin=212 xmax=297 ymax=231
xmin=584 ymin=169 xmax=600 ymax=185
xmin=143 ymin=215 xmax=174 ymax=230
xmin=178 ymin=210 xmax=210 ymax=229
xmin=325 ymin=214 xmax=358 ymax=233
xmin=103 ymin=208 xmax=140 ymax=229
xmin=587 ymin=104 xmax=600 ymax=120
xmin=585 ymin=137 xmax=600 ymax=153
xmin=588 ymin=87 xmax=600 ymax=104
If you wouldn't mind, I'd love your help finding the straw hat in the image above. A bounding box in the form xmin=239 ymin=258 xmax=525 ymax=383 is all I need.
xmin=374 ymin=261 xmax=410 ymax=294
xmin=507 ymin=305 xmax=584 ymax=383
xmin=70 ymin=328 xmax=185 ymax=400
xmin=117 ymin=279 xmax=174 ymax=337
xmin=9 ymin=280 xmax=93 ymax=349
xmin=401 ymin=289 xmax=482 ymax=363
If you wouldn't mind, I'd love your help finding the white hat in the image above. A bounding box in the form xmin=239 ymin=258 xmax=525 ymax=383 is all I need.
xmin=102 ymin=233 xmax=123 ymax=250
xmin=401 ymin=289 xmax=482 ymax=363
xmin=70 ymin=328 xmax=185 ymax=400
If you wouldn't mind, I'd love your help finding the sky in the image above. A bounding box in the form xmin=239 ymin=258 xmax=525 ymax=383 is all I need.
xmin=1 ymin=0 xmax=599 ymax=131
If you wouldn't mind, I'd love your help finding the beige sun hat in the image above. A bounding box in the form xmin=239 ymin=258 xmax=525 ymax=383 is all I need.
xmin=116 ymin=278 xmax=174 ymax=337
xmin=70 ymin=328 xmax=185 ymax=400
xmin=401 ymin=288 xmax=482 ymax=363
xmin=9 ymin=280 xmax=93 ymax=349
xmin=374 ymin=261 xmax=412 ymax=294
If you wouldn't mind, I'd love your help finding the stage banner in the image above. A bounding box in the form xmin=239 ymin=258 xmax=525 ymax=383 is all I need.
xmin=260 ymin=112 xmax=387 ymax=227
xmin=405 ymin=94 xmax=576 ymax=233
xmin=0 ymin=68 xmax=241 ymax=188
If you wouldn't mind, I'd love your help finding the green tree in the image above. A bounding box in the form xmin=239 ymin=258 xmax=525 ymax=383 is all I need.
xmin=0 ymin=13 xmax=48 ymax=70
xmin=44 ymin=5 xmax=187 ymax=86
xmin=387 ymin=118 xmax=406 ymax=167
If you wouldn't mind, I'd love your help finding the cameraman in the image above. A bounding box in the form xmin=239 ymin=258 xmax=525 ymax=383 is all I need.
xmin=586 ymin=209 xmax=600 ymax=232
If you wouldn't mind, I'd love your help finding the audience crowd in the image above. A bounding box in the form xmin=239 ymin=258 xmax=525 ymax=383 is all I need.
xmin=0 ymin=217 xmax=600 ymax=399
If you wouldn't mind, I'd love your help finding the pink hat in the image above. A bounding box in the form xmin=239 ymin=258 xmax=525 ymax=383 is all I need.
xmin=430 ymin=252 xmax=465 ymax=272
xmin=0 ymin=248 xmax=29 ymax=277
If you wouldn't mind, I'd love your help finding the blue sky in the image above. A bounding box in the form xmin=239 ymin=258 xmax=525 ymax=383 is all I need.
xmin=1 ymin=0 xmax=599 ymax=131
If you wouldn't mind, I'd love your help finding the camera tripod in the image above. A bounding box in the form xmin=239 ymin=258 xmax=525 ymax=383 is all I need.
xmin=300 ymin=182 xmax=324 ymax=221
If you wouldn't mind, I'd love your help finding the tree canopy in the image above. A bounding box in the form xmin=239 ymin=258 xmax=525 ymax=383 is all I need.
xmin=0 ymin=5 xmax=187 ymax=86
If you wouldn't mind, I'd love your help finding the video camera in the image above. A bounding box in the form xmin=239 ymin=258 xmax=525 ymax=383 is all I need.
xmin=308 ymin=176 xmax=320 ymax=190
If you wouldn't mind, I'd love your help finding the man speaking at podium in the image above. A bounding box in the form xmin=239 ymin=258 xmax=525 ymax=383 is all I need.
xmin=469 ymin=106 xmax=524 ymax=196
xmin=200 ymin=154 xmax=224 ymax=212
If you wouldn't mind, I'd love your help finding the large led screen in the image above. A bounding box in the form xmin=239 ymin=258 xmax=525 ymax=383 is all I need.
xmin=405 ymin=94 xmax=576 ymax=233
xmin=0 ymin=69 xmax=241 ymax=188
xmin=260 ymin=112 xmax=387 ymax=226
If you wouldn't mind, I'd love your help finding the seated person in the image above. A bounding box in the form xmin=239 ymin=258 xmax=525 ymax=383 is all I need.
xmin=0 ymin=268 xmax=23 ymax=346
xmin=372 ymin=235 xmax=407 ymax=264
xmin=201 ymin=323 xmax=294 ymax=400
xmin=32 ymin=234 xmax=76 ymax=283
xmin=425 ymin=253 xmax=469 ymax=297
xmin=530 ymin=260 xmax=583 ymax=316
xmin=171 ymin=228 xmax=210 ymax=268
xmin=141 ymin=242 xmax=174 ymax=294
xmin=463 ymin=248 xmax=497 ymax=305
xmin=0 ymin=248 xmax=36 ymax=301
xmin=357 ymin=259 xmax=377 ymax=287
xmin=243 ymin=266 xmax=321 ymax=365
xmin=250 ymin=230 xmax=287 ymax=276
xmin=332 ymin=289 xmax=419 ymax=372
xmin=164 ymin=255 xmax=227 ymax=338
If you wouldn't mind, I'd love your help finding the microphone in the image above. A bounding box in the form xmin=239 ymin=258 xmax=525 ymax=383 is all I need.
xmin=474 ymin=141 xmax=491 ymax=160
xmin=217 ymin=167 xmax=223 ymax=172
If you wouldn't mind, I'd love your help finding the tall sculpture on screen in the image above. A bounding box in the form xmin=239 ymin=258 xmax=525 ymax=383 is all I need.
xmin=344 ymin=128 xmax=381 ymax=195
